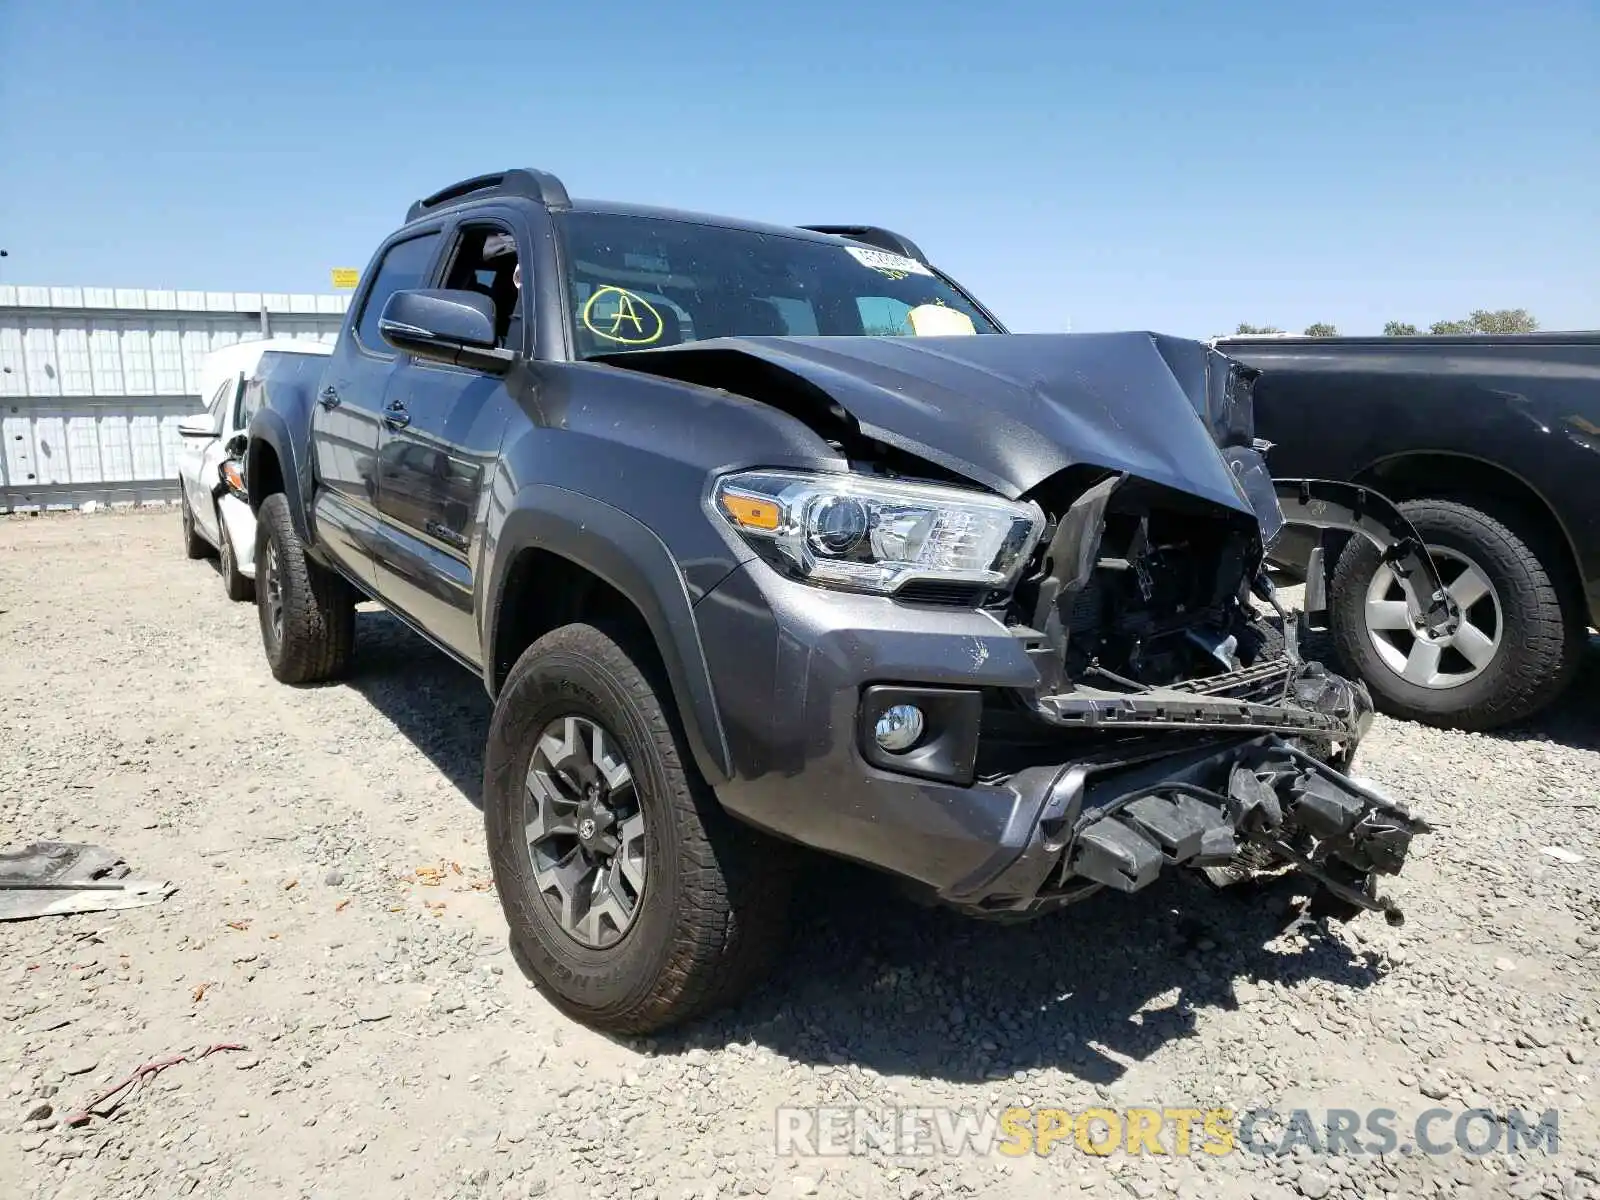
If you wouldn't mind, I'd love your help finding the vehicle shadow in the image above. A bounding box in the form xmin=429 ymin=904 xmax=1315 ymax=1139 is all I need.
xmin=341 ymin=606 xmax=493 ymax=807
xmin=339 ymin=606 xmax=1389 ymax=1085
xmin=640 ymin=863 xmax=1384 ymax=1086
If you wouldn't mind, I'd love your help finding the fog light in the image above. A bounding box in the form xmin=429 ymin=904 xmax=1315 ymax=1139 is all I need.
xmin=873 ymin=704 xmax=925 ymax=752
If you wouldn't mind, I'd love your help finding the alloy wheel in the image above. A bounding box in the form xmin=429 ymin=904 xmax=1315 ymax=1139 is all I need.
xmin=263 ymin=540 xmax=284 ymax=643
xmin=1363 ymin=545 xmax=1503 ymax=689
xmin=523 ymin=714 xmax=647 ymax=949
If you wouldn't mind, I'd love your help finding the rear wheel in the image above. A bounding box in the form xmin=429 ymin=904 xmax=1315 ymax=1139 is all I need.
xmin=484 ymin=621 xmax=792 ymax=1034
xmin=1330 ymin=497 xmax=1584 ymax=730
xmin=254 ymin=492 xmax=355 ymax=684
xmin=218 ymin=509 xmax=254 ymax=603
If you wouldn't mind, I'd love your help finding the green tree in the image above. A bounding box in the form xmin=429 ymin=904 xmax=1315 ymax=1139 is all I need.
xmin=1429 ymin=308 xmax=1539 ymax=335
xmin=1383 ymin=321 xmax=1419 ymax=336
xmin=1467 ymin=307 xmax=1539 ymax=334
xmin=1303 ymin=322 xmax=1339 ymax=337
xmin=1234 ymin=322 xmax=1284 ymax=335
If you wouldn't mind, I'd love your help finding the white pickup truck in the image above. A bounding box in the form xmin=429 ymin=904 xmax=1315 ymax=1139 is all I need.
xmin=176 ymin=338 xmax=333 ymax=599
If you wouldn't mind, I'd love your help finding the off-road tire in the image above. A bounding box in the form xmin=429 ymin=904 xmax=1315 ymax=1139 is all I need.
xmin=484 ymin=621 xmax=793 ymax=1034
xmin=218 ymin=509 xmax=255 ymax=603
xmin=254 ymin=492 xmax=355 ymax=684
xmin=1330 ymin=497 xmax=1584 ymax=730
xmin=180 ymin=491 xmax=209 ymax=560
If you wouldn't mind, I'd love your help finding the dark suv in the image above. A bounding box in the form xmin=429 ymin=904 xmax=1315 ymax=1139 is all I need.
xmin=242 ymin=169 xmax=1437 ymax=1034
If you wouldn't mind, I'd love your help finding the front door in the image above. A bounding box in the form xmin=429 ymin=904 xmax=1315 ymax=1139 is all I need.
xmin=370 ymin=223 xmax=523 ymax=666
xmin=179 ymin=374 xmax=235 ymax=544
xmin=311 ymin=230 xmax=444 ymax=591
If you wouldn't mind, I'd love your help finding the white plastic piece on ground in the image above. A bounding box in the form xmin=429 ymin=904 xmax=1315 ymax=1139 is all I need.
xmin=907 ymin=304 xmax=977 ymax=337
xmin=81 ymin=500 xmax=99 ymax=514
xmin=1542 ymin=846 xmax=1585 ymax=865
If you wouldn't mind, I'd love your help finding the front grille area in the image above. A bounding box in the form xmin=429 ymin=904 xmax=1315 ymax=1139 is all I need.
xmin=893 ymin=581 xmax=990 ymax=607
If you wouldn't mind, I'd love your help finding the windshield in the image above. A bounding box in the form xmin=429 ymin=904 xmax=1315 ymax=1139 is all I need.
xmin=555 ymin=211 xmax=1002 ymax=358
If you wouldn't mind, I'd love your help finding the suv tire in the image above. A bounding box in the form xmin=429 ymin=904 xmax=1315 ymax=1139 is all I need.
xmin=484 ymin=621 xmax=793 ymax=1034
xmin=1330 ymin=497 xmax=1583 ymax=730
xmin=218 ymin=510 xmax=255 ymax=603
xmin=254 ymin=492 xmax=355 ymax=684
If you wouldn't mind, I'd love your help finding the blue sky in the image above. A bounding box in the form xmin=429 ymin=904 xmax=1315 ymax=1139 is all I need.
xmin=1 ymin=0 xmax=1595 ymax=338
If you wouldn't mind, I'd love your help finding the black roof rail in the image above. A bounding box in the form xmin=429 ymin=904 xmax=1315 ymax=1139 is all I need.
xmin=799 ymin=224 xmax=928 ymax=264
xmin=405 ymin=168 xmax=571 ymax=223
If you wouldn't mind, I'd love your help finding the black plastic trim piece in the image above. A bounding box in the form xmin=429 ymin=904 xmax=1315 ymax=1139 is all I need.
xmin=406 ymin=169 xmax=571 ymax=223
xmin=798 ymin=224 xmax=928 ymax=263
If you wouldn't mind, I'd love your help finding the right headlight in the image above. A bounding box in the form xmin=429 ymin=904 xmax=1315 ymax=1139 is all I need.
xmin=710 ymin=469 xmax=1045 ymax=597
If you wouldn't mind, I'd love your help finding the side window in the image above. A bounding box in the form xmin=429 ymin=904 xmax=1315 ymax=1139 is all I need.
xmin=763 ymin=296 xmax=819 ymax=335
xmin=236 ymin=377 xmax=261 ymax=432
xmin=355 ymin=232 xmax=443 ymax=353
xmin=441 ymin=225 xmax=524 ymax=351
xmin=206 ymin=377 xmax=234 ymax=423
xmin=856 ymin=296 xmax=913 ymax=336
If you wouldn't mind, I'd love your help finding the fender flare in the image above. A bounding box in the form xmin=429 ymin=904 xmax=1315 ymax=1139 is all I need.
xmin=245 ymin=409 xmax=311 ymax=542
xmin=485 ymin=484 xmax=734 ymax=786
xmin=1272 ymin=478 xmax=1461 ymax=637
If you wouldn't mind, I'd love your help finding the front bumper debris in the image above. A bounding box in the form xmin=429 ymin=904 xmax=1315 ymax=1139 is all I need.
xmin=1064 ymin=739 xmax=1424 ymax=925
xmin=1272 ymin=477 xmax=1461 ymax=637
xmin=940 ymin=733 xmax=1427 ymax=923
xmin=700 ymin=561 xmax=1425 ymax=924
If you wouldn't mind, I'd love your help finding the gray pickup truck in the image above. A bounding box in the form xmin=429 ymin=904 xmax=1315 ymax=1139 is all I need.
xmin=242 ymin=169 xmax=1440 ymax=1034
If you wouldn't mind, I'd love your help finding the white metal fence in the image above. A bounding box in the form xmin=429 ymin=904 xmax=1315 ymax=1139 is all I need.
xmin=0 ymin=285 xmax=351 ymax=512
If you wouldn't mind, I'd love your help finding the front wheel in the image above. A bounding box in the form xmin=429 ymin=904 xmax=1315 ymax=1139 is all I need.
xmin=180 ymin=490 xmax=208 ymax=560
xmin=483 ymin=621 xmax=792 ymax=1035
xmin=1329 ymin=497 xmax=1584 ymax=730
xmin=254 ymin=492 xmax=355 ymax=684
xmin=218 ymin=509 xmax=255 ymax=603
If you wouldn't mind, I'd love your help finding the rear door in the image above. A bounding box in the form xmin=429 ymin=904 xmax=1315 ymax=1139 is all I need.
xmin=311 ymin=230 xmax=444 ymax=591
xmin=369 ymin=216 xmax=526 ymax=666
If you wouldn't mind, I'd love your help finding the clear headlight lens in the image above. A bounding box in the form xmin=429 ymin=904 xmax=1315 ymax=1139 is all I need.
xmin=710 ymin=469 xmax=1045 ymax=596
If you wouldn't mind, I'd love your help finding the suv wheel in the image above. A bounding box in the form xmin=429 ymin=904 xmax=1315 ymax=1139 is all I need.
xmin=218 ymin=510 xmax=255 ymax=603
xmin=180 ymin=491 xmax=208 ymax=560
xmin=484 ymin=621 xmax=792 ymax=1034
xmin=1330 ymin=497 xmax=1584 ymax=730
xmin=254 ymin=492 xmax=355 ymax=683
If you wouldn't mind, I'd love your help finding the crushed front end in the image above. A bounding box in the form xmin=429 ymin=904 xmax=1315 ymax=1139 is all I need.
xmin=942 ymin=370 xmax=1436 ymax=924
xmin=676 ymin=331 xmax=1439 ymax=927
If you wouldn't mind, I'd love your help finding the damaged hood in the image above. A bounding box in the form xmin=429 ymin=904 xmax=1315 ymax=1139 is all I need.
xmin=599 ymin=332 xmax=1259 ymax=515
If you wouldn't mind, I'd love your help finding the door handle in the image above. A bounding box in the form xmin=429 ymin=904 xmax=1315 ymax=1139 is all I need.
xmin=383 ymin=401 xmax=411 ymax=430
xmin=318 ymin=386 xmax=341 ymax=410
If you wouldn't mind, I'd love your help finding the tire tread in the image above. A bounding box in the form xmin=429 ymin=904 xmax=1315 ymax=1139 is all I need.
xmin=256 ymin=492 xmax=354 ymax=684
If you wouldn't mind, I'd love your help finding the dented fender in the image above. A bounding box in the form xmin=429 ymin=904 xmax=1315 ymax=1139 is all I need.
xmin=1271 ymin=478 xmax=1460 ymax=638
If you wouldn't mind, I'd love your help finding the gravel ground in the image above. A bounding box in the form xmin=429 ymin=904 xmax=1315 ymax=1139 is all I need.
xmin=2 ymin=507 xmax=1597 ymax=1200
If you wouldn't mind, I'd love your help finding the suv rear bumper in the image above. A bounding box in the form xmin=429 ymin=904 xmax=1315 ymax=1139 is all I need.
xmin=694 ymin=563 xmax=1424 ymax=919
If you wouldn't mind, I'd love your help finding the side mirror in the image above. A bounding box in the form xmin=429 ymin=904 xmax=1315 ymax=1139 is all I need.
xmin=178 ymin=413 xmax=221 ymax=439
xmin=379 ymin=288 xmax=515 ymax=374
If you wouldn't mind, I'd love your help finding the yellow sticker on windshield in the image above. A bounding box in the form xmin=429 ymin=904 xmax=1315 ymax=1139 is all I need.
xmin=582 ymin=286 xmax=664 ymax=345
xmin=907 ymin=303 xmax=976 ymax=336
